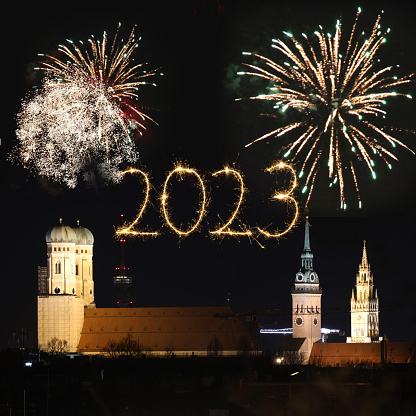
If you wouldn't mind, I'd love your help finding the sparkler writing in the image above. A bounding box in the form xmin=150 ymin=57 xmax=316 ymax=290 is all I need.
xmin=115 ymin=168 xmax=159 ymax=237
xmin=116 ymin=162 xmax=299 ymax=239
xmin=210 ymin=167 xmax=252 ymax=237
xmin=257 ymin=162 xmax=299 ymax=238
xmin=161 ymin=165 xmax=207 ymax=236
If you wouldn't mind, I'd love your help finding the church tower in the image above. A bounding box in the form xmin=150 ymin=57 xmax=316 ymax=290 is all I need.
xmin=38 ymin=220 xmax=95 ymax=353
xmin=292 ymin=218 xmax=322 ymax=362
xmin=347 ymin=241 xmax=380 ymax=343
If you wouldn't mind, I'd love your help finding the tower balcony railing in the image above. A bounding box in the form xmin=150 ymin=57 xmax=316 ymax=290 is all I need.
xmin=291 ymin=285 xmax=322 ymax=294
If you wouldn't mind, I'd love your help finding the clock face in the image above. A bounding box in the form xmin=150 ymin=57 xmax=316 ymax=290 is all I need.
xmin=310 ymin=273 xmax=316 ymax=282
xmin=295 ymin=316 xmax=304 ymax=326
xmin=296 ymin=273 xmax=304 ymax=282
xmin=313 ymin=316 xmax=319 ymax=326
xmin=356 ymin=314 xmax=363 ymax=322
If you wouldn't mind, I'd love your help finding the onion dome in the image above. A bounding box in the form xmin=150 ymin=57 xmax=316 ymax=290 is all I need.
xmin=73 ymin=220 xmax=94 ymax=245
xmin=45 ymin=218 xmax=76 ymax=243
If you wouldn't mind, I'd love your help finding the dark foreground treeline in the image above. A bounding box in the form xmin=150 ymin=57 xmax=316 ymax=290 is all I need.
xmin=1 ymin=349 xmax=416 ymax=416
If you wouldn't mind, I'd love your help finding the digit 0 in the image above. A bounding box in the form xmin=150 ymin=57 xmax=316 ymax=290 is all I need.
xmin=161 ymin=165 xmax=207 ymax=236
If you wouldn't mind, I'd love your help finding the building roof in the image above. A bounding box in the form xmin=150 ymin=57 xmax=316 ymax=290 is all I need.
xmin=77 ymin=306 xmax=249 ymax=355
xmin=45 ymin=219 xmax=94 ymax=245
xmin=73 ymin=221 xmax=94 ymax=245
xmin=310 ymin=342 xmax=416 ymax=366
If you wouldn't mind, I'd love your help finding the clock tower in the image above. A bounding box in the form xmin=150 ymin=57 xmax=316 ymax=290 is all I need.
xmin=347 ymin=241 xmax=380 ymax=343
xmin=292 ymin=218 xmax=322 ymax=362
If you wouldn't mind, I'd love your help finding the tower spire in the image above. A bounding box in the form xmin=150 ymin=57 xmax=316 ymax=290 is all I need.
xmin=304 ymin=216 xmax=311 ymax=252
xmin=300 ymin=217 xmax=314 ymax=272
xmin=361 ymin=240 xmax=368 ymax=268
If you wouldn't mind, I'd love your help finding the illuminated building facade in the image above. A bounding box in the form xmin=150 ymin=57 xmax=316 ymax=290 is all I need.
xmin=37 ymin=219 xmax=95 ymax=352
xmin=38 ymin=222 xmax=249 ymax=355
xmin=291 ymin=218 xmax=322 ymax=362
xmin=347 ymin=241 xmax=380 ymax=343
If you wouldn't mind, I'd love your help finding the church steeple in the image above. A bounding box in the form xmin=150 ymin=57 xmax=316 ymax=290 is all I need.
xmin=303 ymin=216 xmax=311 ymax=251
xmin=300 ymin=217 xmax=314 ymax=272
xmin=291 ymin=217 xmax=322 ymax=362
xmin=296 ymin=217 xmax=318 ymax=282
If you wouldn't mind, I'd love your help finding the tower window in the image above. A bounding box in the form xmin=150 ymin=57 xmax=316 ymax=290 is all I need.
xmin=54 ymin=247 xmax=56 ymax=252
xmin=75 ymin=264 xmax=79 ymax=275
xmin=55 ymin=261 xmax=61 ymax=274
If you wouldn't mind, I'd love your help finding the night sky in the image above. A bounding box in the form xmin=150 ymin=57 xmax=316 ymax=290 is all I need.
xmin=1 ymin=0 xmax=416 ymax=350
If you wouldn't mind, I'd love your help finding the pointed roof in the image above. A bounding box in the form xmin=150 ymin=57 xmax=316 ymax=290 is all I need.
xmin=295 ymin=217 xmax=319 ymax=284
xmin=303 ymin=216 xmax=311 ymax=252
xmin=361 ymin=240 xmax=368 ymax=268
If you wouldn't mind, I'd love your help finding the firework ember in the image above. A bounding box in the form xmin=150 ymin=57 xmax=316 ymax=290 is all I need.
xmin=239 ymin=9 xmax=414 ymax=209
xmin=12 ymin=24 xmax=157 ymax=188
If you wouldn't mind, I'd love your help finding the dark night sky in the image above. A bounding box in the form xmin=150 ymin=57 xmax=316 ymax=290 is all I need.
xmin=1 ymin=0 xmax=416 ymax=349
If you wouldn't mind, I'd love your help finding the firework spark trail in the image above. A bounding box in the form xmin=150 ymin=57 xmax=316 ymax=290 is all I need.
xmin=239 ymin=9 xmax=414 ymax=209
xmin=12 ymin=24 xmax=158 ymax=188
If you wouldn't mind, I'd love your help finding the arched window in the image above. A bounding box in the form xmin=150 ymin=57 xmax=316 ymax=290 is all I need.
xmin=75 ymin=263 xmax=79 ymax=276
xmin=55 ymin=261 xmax=61 ymax=274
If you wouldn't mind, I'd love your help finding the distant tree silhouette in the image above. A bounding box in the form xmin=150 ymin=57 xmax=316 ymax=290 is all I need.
xmin=207 ymin=336 xmax=223 ymax=357
xmin=164 ymin=344 xmax=175 ymax=358
xmin=47 ymin=338 xmax=68 ymax=356
xmin=103 ymin=333 xmax=143 ymax=357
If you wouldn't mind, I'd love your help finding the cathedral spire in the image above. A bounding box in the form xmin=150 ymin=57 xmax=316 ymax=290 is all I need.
xmin=361 ymin=240 xmax=368 ymax=268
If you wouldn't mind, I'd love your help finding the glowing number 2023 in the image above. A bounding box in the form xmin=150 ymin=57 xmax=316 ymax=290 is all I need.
xmin=116 ymin=161 xmax=299 ymax=238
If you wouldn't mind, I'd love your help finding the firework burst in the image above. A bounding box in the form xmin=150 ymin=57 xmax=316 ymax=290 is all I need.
xmin=239 ymin=9 xmax=414 ymax=209
xmin=12 ymin=24 xmax=158 ymax=188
